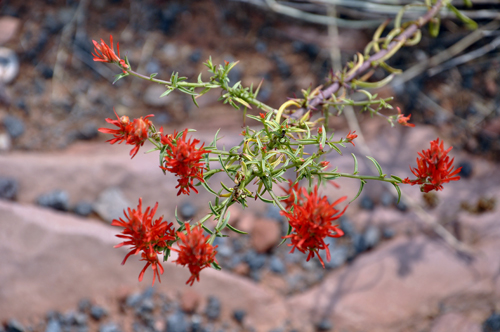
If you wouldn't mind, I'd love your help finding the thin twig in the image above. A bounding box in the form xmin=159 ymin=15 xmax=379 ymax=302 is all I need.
xmin=428 ymin=35 xmax=500 ymax=76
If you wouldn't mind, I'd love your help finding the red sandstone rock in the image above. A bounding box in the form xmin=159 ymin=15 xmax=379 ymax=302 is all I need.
xmin=251 ymin=218 xmax=281 ymax=253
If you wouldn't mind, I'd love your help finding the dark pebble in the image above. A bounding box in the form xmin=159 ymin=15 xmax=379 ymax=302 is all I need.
xmin=324 ymin=245 xmax=348 ymax=269
xmin=380 ymin=192 xmax=394 ymax=207
xmin=233 ymin=310 xmax=246 ymax=324
xmin=189 ymin=49 xmax=202 ymax=63
xmin=138 ymin=298 xmax=155 ymax=314
xmin=382 ymin=226 xmax=395 ymax=239
xmin=217 ymin=244 xmax=233 ymax=258
xmin=363 ymin=225 xmax=380 ymax=250
xmin=244 ymin=250 xmax=267 ymax=271
xmin=78 ymin=299 xmax=92 ymax=312
xmin=339 ymin=217 xmax=357 ymax=238
xmin=269 ymin=256 xmax=286 ymax=274
xmin=98 ymin=323 xmax=121 ymax=332
xmin=180 ymin=201 xmax=197 ymax=220
xmin=46 ymin=311 xmax=62 ymax=322
xmin=249 ymin=269 xmax=261 ymax=282
xmin=5 ymin=319 xmax=24 ymax=332
xmin=360 ymin=196 xmax=375 ymax=210
xmin=126 ymin=293 xmax=142 ymax=308
xmin=76 ymin=123 xmax=99 ymax=140
xmin=352 ymin=233 xmax=367 ymax=254
xmin=458 ymin=161 xmax=473 ymax=178
xmin=266 ymin=205 xmax=284 ymax=222
xmin=316 ymin=318 xmax=333 ymax=331
xmin=205 ymin=296 xmax=221 ymax=320
xmin=255 ymin=41 xmax=267 ymax=53
xmin=38 ymin=64 xmax=54 ymax=79
xmin=90 ymin=305 xmax=107 ymax=321
xmin=271 ymin=54 xmax=291 ymax=79
xmin=37 ymin=190 xmax=70 ymax=211
xmin=227 ymin=64 xmax=242 ymax=84
xmin=166 ymin=311 xmax=188 ymax=332
xmin=483 ymin=313 xmax=500 ymax=332
xmin=190 ymin=315 xmax=202 ymax=332
xmin=395 ymin=200 xmax=408 ymax=212
xmin=3 ymin=116 xmax=25 ymax=138
xmin=45 ymin=319 xmax=62 ymax=332
xmin=0 ymin=177 xmax=18 ymax=200
xmin=142 ymin=286 xmax=154 ymax=299
xmin=73 ymin=201 xmax=93 ymax=217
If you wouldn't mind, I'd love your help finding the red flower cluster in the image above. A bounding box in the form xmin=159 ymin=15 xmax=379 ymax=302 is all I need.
xmin=112 ymin=198 xmax=176 ymax=286
xmin=403 ymin=138 xmax=461 ymax=192
xmin=98 ymin=110 xmax=153 ymax=158
xmin=92 ymin=35 xmax=129 ymax=72
xmin=280 ymin=184 xmax=347 ymax=268
xmin=396 ymin=107 xmax=415 ymax=127
xmin=160 ymin=129 xmax=210 ymax=196
xmin=346 ymin=130 xmax=358 ymax=146
xmin=171 ymin=224 xmax=218 ymax=286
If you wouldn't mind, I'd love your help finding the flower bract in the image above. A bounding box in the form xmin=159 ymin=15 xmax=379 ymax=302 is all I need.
xmin=171 ymin=224 xmax=218 ymax=286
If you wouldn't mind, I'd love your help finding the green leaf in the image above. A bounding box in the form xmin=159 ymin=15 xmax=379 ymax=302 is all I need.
xmin=350 ymin=179 xmax=366 ymax=203
xmin=150 ymin=73 xmax=158 ymax=79
xmin=202 ymin=224 xmax=214 ymax=235
xmin=160 ymin=89 xmax=174 ymax=98
xmin=112 ymin=72 xmax=128 ymax=84
xmin=391 ymin=175 xmax=403 ymax=182
xmin=174 ymin=207 xmax=184 ymax=226
xmin=226 ymin=223 xmax=248 ymax=234
xmin=201 ymin=181 xmax=219 ymax=196
xmin=447 ymin=4 xmax=477 ymax=30
xmin=366 ymin=156 xmax=384 ymax=177
xmin=162 ymin=247 xmax=171 ymax=262
xmin=278 ymin=224 xmax=292 ymax=246
xmin=351 ymin=153 xmax=359 ymax=175
xmin=320 ymin=125 xmax=326 ymax=148
xmin=392 ymin=183 xmax=402 ymax=204
xmin=211 ymin=261 xmax=222 ymax=271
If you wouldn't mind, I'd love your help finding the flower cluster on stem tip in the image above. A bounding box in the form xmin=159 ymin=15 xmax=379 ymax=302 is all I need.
xmin=92 ymin=35 xmax=129 ymax=73
xmin=98 ymin=110 xmax=153 ymax=158
xmin=280 ymin=183 xmax=347 ymax=268
xmin=171 ymin=223 xmax=218 ymax=286
xmin=403 ymin=138 xmax=462 ymax=193
xmin=112 ymin=198 xmax=176 ymax=285
xmin=160 ymin=129 xmax=210 ymax=196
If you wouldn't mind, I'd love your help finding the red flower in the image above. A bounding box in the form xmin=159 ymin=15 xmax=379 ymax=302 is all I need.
xmin=404 ymin=138 xmax=461 ymax=192
xmin=98 ymin=110 xmax=154 ymax=158
xmin=279 ymin=179 xmax=303 ymax=209
xmin=259 ymin=113 xmax=266 ymax=119
xmin=346 ymin=130 xmax=358 ymax=146
xmin=396 ymin=107 xmax=415 ymax=127
xmin=92 ymin=35 xmax=129 ymax=71
xmin=171 ymin=224 xmax=218 ymax=286
xmin=280 ymin=186 xmax=347 ymax=267
xmin=112 ymin=198 xmax=176 ymax=286
xmin=160 ymin=129 xmax=210 ymax=195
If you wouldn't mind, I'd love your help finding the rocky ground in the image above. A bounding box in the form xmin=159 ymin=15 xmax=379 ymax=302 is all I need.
xmin=1 ymin=0 xmax=500 ymax=331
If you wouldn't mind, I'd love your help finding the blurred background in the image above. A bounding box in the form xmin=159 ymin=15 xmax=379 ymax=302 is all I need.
xmin=0 ymin=0 xmax=500 ymax=331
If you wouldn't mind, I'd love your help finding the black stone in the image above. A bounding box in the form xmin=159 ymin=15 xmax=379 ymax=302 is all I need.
xmin=205 ymin=296 xmax=221 ymax=320
xmin=395 ymin=200 xmax=408 ymax=212
xmin=363 ymin=225 xmax=380 ymax=250
xmin=90 ymin=305 xmax=107 ymax=321
xmin=483 ymin=313 xmax=500 ymax=332
xmin=458 ymin=161 xmax=473 ymax=178
xmin=352 ymin=233 xmax=367 ymax=254
xmin=380 ymin=192 xmax=395 ymax=207
xmin=126 ymin=293 xmax=142 ymax=308
xmin=78 ymin=299 xmax=92 ymax=312
xmin=180 ymin=202 xmax=197 ymax=220
xmin=0 ymin=177 xmax=18 ymax=200
xmin=166 ymin=311 xmax=188 ymax=332
xmin=190 ymin=315 xmax=203 ymax=332
xmin=73 ymin=201 xmax=93 ymax=217
xmin=39 ymin=64 xmax=54 ymax=79
xmin=265 ymin=205 xmax=284 ymax=222
xmin=3 ymin=116 xmax=25 ymax=138
xmin=37 ymin=190 xmax=70 ymax=211
xmin=5 ymin=319 xmax=24 ymax=332
xmin=316 ymin=318 xmax=333 ymax=331
xmin=382 ymin=226 xmax=395 ymax=239
xmin=45 ymin=319 xmax=62 ymax=332
xmin=189 ymin=49 xmax=202 ymax=63
xmin=244 ymin=250 xmax=266 ymax=271
xmin=76 ymin=123 xmax=99 ymax=140
xmin=269 ymin=256 xmax=286 ymax=274
xmin=98 ymin=323 xmax=121 ymax=332
xmin=255 ymin=41 xmax=267 ymax=53
xmin=360 ymin=196 xmax=375 ymax=210
xmin=271 ymin=55 xmax=291 ymax=79
xmin=339 ymin=218 xmax=356 ymax=238
xmin=232 ymin=310 xmax=246 ymax=324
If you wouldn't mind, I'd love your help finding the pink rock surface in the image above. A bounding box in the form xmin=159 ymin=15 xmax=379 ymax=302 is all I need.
xmin=0 ymin=200 xmax=287 ymax=331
